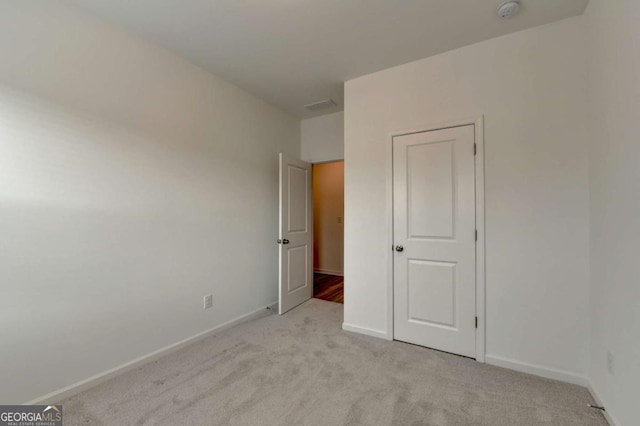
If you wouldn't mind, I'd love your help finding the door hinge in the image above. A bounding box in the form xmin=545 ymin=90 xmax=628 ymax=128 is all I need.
xmin=474 ymin=143 xmax=477 ymax=155
xmin=475 ymin=230 xmax=478 ymax=241
xmin=475 ymin=317 xmax=478 ymax=328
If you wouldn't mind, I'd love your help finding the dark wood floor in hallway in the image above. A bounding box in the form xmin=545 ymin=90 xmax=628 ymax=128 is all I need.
xmin=313 ymin=273 xmax=343 ymax=304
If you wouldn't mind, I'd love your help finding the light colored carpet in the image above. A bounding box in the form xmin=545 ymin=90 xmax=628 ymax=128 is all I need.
xmin=62 ymin=299 xmax=606 ymax=425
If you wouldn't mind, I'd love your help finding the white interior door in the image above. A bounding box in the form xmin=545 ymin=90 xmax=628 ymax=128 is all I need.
xmin=278 ymin=153 xmax=313 ymax=314
xmin=393 ymin=125 xmax=477 ymax=358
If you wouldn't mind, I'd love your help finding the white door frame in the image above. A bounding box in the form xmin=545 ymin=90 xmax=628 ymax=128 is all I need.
xmin=386 ymin=116 xmax=485 ymax=362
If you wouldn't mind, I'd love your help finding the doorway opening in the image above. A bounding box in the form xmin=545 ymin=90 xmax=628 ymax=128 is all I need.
xmin=312 ymin=161 xmax=344 ymax=304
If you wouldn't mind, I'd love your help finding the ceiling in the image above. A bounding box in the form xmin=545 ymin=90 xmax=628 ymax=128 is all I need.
xmin=71 ymin=0 xmax=590 ymax=118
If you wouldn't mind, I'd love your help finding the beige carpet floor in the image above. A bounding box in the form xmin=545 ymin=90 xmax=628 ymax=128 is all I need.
xmin=61 ymin=299 xmax=607 ymax=425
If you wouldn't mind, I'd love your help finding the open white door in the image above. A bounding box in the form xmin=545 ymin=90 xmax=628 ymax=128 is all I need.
xmin=278 ymin=153 xmax=313 ymax=314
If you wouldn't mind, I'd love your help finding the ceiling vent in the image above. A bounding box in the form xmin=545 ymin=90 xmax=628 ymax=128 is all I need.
xmin=304 ymin=99 xmax=337 ymax=112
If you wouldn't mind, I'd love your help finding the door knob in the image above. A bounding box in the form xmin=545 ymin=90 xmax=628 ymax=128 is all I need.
xmin=278 ymin=239 xmax=290 ymax=245
xmin=395 ymin=245 xmax=404 ymax=252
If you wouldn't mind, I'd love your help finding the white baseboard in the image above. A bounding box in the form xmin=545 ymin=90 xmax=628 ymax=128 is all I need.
xmin=26 ymin=301 xmax=278 ymax=405
xmin=485 ymin=354 xmax=587 ymax=386
xmin=314 ymin=269 xmax=343 ymax=276
xmin=587 ymin=380 xmax=617 ymax=426
xmin=342 ymin=323 xmax=391 ymax=340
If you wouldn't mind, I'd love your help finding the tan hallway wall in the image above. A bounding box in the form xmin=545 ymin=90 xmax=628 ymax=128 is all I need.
xmin=313 ymin=162 xmax=344 ymax=275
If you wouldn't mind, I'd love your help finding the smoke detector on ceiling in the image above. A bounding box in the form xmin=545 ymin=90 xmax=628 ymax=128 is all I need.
xmin=497 ymin=1 xmax=520 ymax=18
xmin=304 ymin=99 xmax=337 ymax=112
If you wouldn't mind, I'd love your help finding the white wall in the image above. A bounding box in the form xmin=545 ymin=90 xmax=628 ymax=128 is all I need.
xmin=0 ymin=1 xmax=299 ymax=404
xmin=344 ymin=17 xmax=591 ymax=381
xmin=301 ymin=111 xmax=344 ymax=163
xmin=313 ymin=162 xmax=344 ymax=275
xmin=585 ymin=1 xmax=640 ymax=425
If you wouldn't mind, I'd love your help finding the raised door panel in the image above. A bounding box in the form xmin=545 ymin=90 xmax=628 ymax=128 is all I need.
xmin=407 ymin=140 xmax=455 ymax=240
xmin=288 ymin=165 xmax=308 ymax=233
xmin=408 ymin=260 xmax=456 ymax=328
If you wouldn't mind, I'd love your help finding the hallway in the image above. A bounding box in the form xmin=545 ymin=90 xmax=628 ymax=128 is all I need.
xmin=313 ymin=273 xmax=343 ymax=304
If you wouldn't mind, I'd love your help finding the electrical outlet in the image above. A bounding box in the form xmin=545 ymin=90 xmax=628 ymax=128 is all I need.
xmin=607 ymin=351 xmax=615 ymax=375
xmin=203 ymin=294 xmax=213 ymax=310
